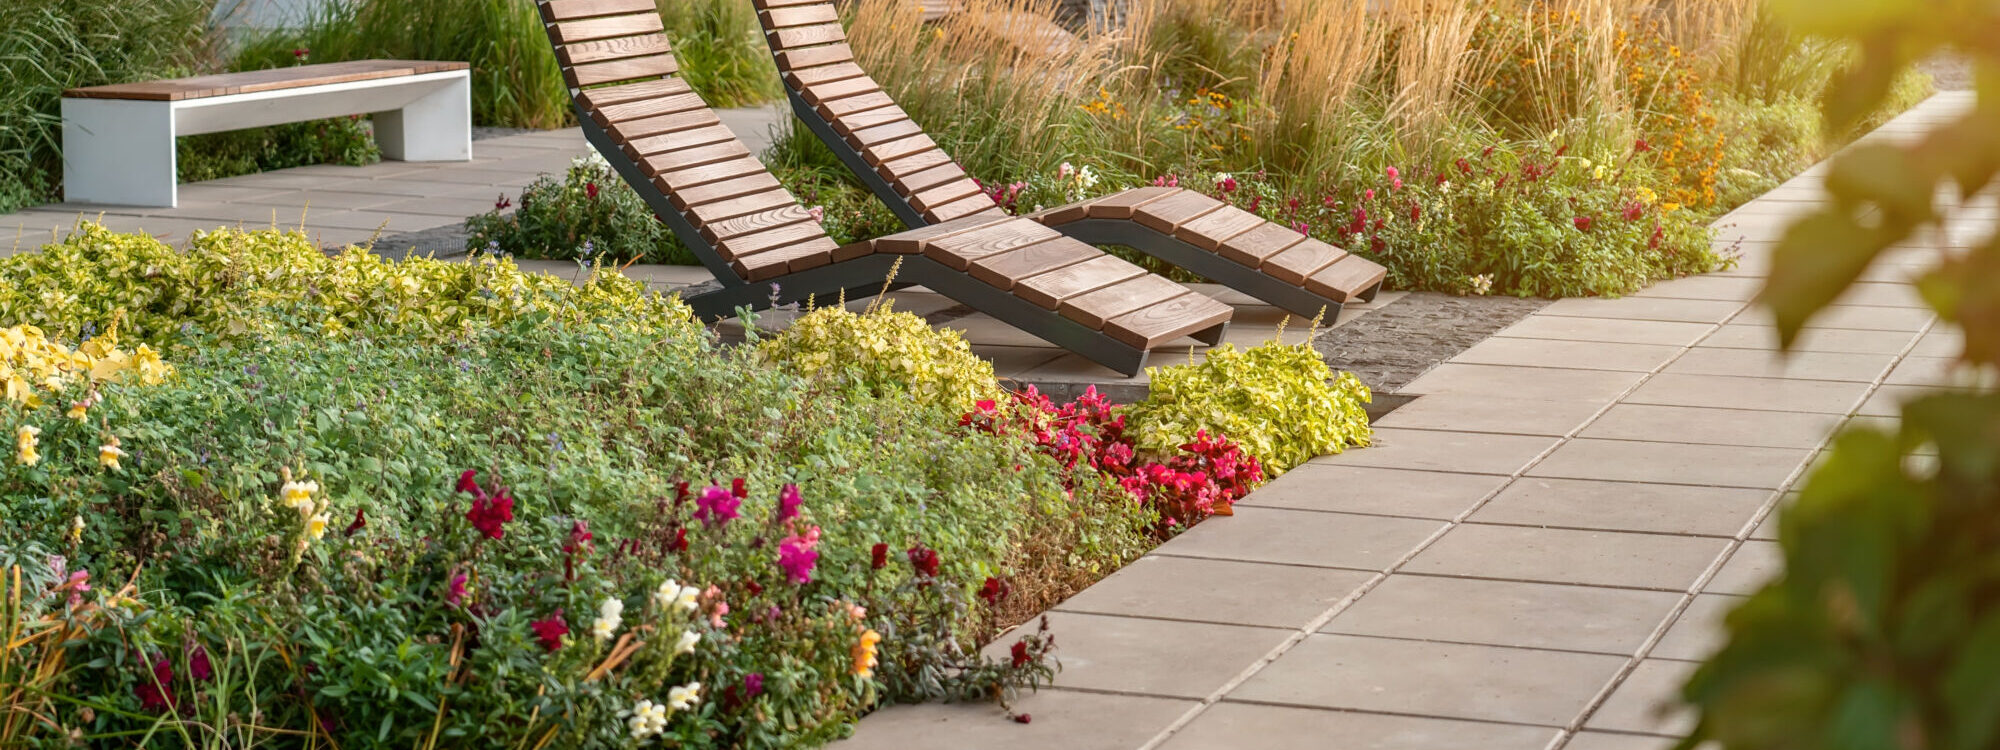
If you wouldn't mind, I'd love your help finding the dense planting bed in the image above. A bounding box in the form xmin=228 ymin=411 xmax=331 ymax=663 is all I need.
xmin=0 ymin=224 xmax=1369 ymax=747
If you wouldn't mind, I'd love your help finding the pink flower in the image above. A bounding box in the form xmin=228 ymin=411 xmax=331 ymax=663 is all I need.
xmin=776 ymin=484 xmax=803 ymax=524
xmin=711 ymin=601 xmax=730 ymax=629
xmin=744 ymin=672 xmax=765 ymax=698
xmin=808 ymin=206 xmax=825 ymax=224
xmin=694 ymin=484 xmax=741 ymax=528
xmin=446 ymin=572 xmax=468 ymax=606
xmin=1385 ymin=166 xmax=1399 ymax=180
xmin=188 ymin=645 xmax=213 ymax=682
xmin=1363 ymin=188 xmax=1375 ymax=201
xmin=1292 ymin=221 xmax=1309 ymax=235
xmin=530 ymin=611 xmax=569 ymax=652
xmin=1217 ymin=176 xmax=1238 ymax=193
xmin=1573 ymin=216 xmax=1595 ymax=231
xmin=59 ymin=570 xmax=90 ymax=607
xmin=777 ymin=526 xmax=821 ymax=584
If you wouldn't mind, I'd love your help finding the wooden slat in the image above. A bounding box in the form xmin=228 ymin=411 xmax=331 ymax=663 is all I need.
xmin=1030 ymin=198 xmax=1093 ymax=226
xmin=847 ymin=117 xmax=922 ymax=148
xmin=551 ymin=13 xmax=665 ymax=44
xmin=687 ymin=189 xmax=799 ymax=225
xmin=872 ymin=214 xmax=1013 ymax=254
xmin=624 ymin=123 xmax=737 ymax=158
xmin=1305 ymin=255 xmax=1386 ymax=303
xmin=830 ymin=239 xmax=874 ymax=263
xmin=1215 ymin=222 xmax=1305 ymax=268
xmin=557 ymin=33 xmax=672 ymax=66
xmin=1059 ymin=274 xmax=1188 ymax=329
xmin=701 ymin=205 xmax=814 ymax=243
xmin=819 ymin=91 xmax=895 ymax=118
xmin=927 ymin=194 xmax=1005 ymax=223
xmin=966 ymin=238 xmax=1098 ymax=289
xmin=577 ymin=77 xmax=691 ymax=110
xmin=754 ymin=0 xmax=823 ymax=9
xmin=909 ymin=180 xmax=982 ymax=213
xmin=761 ymin=5 xmax=840 ymax=28
xmin=863 ymin=133 xmax=936 ymax=167
xmin=658 ymin=156 xmax=766 ymax=190
xmin=1014 ymin=255 xmax=1148 ymax=310
xmin=785 ymin=62 xmax=868 ymax=89
xmin=568 ymin=54 xmax=678 ymax=87
xmin=771 ymin=23 xmax=848 ymax=50
xmin=774 ymin=44 xmax=855 ymax=70
xmin=1083 ymin=186 xmax=1179 ymax=220
xmin=877 ymin=148 xmax=952 ymax=181
xmin=64 ymin=60 xmax=468 ymax=101
xmin=831 ymin=109 xmax=909 ymax=140
xmin=800 ymin=77 xmax=880 ymax=108
xmin=1260 ymin=237 xmax=1348 ymax=285
xmin=923 ymin=220 xmax=1064 ymax=270
xmin=609 ymin=108 xmax=720 ymax=140
xmin=670 ymin=172 xmax=783 ymax=211
xmin=896 ymin=163 xmax=971 ymax=197
xmin=717 ymin=219 xmax=831 ymax=259
xmin=637 ymin=140 xmax=751 ymax=176
xmin=1103 ymin=292 xmax=1233 ymax=349
xmin=1132 ymin=190 xmax=1223 ymax=234
xmin=542 ymin=0 xmax=656 ymax=21
xmin=1174 ymin=205 xmax=1267 ymax=252
xmin=734 ymin=237 xmax=840 ymax=280
xmin=593 ymin=91 xmax=707 ymax=127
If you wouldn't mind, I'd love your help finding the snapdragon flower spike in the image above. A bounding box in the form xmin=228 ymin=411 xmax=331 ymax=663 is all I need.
xmin=776 ymin=526 xmax=820 ymax=585
xmin=776 ymin=484 xmax=803 ymax=524
xmin=870 ymin=542 xmax=889 ymax=570
xmin=693 ymin=484 xmax=741 ymax=528
xmin=530 ymin=610 xmax=569 ymax=652
xmin=907 ymin=544 xmax=941 ymax=578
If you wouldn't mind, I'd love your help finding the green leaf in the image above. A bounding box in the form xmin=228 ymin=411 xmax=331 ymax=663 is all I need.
xmin=1758 ymin=211 xmax=1886 ymax=350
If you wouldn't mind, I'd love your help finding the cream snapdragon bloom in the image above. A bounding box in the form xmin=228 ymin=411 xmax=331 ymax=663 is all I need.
xmin=668 ymin=682 xmax=702 ymax=711
xmin=592 ymin=597 xmax=624 ymax=641
xmin=16 ymin=425 xmax=40 ymax=466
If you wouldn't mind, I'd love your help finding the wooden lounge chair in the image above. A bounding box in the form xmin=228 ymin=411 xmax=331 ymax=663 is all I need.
xmin=532 ymin=0 xmax=1230 ymax=376
xmin=753 ymin=0 xmax=1389 ymax=321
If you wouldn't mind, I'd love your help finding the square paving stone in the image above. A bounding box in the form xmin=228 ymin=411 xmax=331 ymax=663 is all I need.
xmin=1402 ymin=364 xmax=1647 ymax=403
xmin=1161 ymin=507 xmax=1444 ymax=570
xmin=236 ymin=189 xmax=407 ymax=211
xmin=1652 ymin=594 xmax=1748 ymax=662
xmin=1528 ymin=439 xmax=1811 ymax=489
xmin=1698 ymin=325 xmax=1917 ymax=354
xmin=839 ymin=689 xmax=1193 ymax=750
xmin=1375 ymin=394 xmax=1608 ymax=436
xmin=1585 ymin=660 xmax=1701 ymax=736
xmin=1451 ymin=338 xmax=1683 ymax=372
xmin=1663 ymin=348 xmax=1896 ymax=382
xmin=1241 ymin=464 xmax=1507 ymax=519
xmin=1161 ymin=702 xmax=1558 ymax=750
xmin=1325 ymin=429 xmax=1561 ymax=475
xmin=1794 ymin=304 xmax=1936 ymax=332
xmin=985 ymin=612 xmax=1291 ymax=699
xmin=1323 ymin=574 xmax=1680 ymax=654
xmin=1625 ymin=374 xmax=1872 ymax=414
xmin=305 ymin=210 xmax=453 ymax=233
xmin=1540 ymin=297 xmax=1746 ymax=324
xmin=1579 ymin=404 xmax=1845 ymax=450
xmin=1230 ymin=634 xmax=1628 ymax=726
xmin=1497 ymin=317 xmax=1714 ymax=347
xmin=1405 ymin=525 xmax=1730 ymax=591
xmin=1470 ymin=478 xmax=1771 ymax=536
xmin=1057 ymin=556 xmax=1374 ymax=629
xmin=1705 ymin=541 xmax=1782 ymax=595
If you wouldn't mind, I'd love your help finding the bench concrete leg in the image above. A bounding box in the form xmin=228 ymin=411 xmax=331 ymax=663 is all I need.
xmin=62 ymin=98 xmax=177 ymax=207
xmin=374 ymin=72 xmax=471 ymax=162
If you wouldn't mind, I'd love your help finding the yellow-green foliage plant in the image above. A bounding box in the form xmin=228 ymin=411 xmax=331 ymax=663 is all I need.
xmin=757 ymin=300 xmax=1005 ymax=414
xmin=0 ymin=222 xmax=698 ymax=347
xmin=1127 ymin=339 xmax=1372 ymax=476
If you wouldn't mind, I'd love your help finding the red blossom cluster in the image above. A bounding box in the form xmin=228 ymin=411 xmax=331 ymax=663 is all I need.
xmin=458 ymin=470 xmax=515 ymax=540
xmin=972 ymin=177 xmax=1029 ymax=213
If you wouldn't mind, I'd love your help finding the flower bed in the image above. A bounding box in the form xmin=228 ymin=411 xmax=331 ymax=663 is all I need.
xmin=0 ymin=224 xmax=1370 ymax=747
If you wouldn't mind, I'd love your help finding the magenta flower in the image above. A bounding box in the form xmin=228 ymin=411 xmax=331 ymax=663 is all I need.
xmin=776 ymin=484 xmax=803 ymax=524
xmin=135 ymin=652 xmax=174 ymax=712
xmin=188 ymin=645 xmax=213 ymax=682
xmin=446 ymin=572 xmax=468 ymax=606
xmin=777 ymin=526 xmax=821 ymax=584
xmin=694 ymin=484 xmax=741 ymax=528
xmin=530 ymin=610 xmax=569 ymax=652
xmin=744 ymin=672 xmax=765 ymax=698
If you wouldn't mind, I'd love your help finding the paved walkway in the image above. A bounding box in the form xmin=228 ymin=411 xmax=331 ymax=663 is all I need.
xmin=834 ymin=91 xmax=1985 ymax=750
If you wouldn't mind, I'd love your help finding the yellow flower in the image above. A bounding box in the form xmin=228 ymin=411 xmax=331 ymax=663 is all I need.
xmin=307 ymin=512 xmax=330 ymax=540
xmin=1593 ymin=165 xmax=1607 ymax=180
xmin=852 ymin=629 xmax=882 ymax=678
xmin=1662 ymin=202 xmax=1681 ymax=213
xmin=98 ymin=440 xmax=126 ymax=471
xmin=281 ymin=478 xmax=320 ymax=513
xmin=16 ymin=425 xmax=39 ymax=466
xmin=70 ymin=514 xmax=84 ymax=544
xmin=1635 ymin=186 xmax=1657 ymax=205
xmin=68 ymin=401 xmax=89 ymax=420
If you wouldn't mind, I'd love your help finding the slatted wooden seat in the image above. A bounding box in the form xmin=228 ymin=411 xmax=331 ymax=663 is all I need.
xmin=755 ymin=0 xmax=1389 ymax=321
xmin=535 ymin=0 xmax=1228 ymax=375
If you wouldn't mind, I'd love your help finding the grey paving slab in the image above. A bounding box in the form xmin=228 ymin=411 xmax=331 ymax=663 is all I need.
xmin=1910 ymin=326 xmax=1965 ymax=356
xmin=1470 ymin=477 xmax=1770 ymax=536
xmin=1404 ymin=524 xmax=1730 ymax=591
xmin=406 ymin=167 xmax=544 ymax=186
xmin=1698 ymin=324 xmax=1917 ymax=354
xmin=1241 ymin=464 xmax=1507 ymax=519
xmin=1539 ymin=297 xmax=1746 ymax=324
xmin=1495 ymin=316 xmax=1715 ymax=347
xmin=1230 ymin=634 xmax=1628 ymax=726
xmin=1566 ymin=731 xmax=1703 ymax=750
xmin=1055 ymin=556 xmax=1373 ymax=629
xmin=1705 ymin=541 xmax=1782 ymax=595
xmin=299 ymin=209 xmax=451 ymax=233
xmin=234 ymin=189 xmax=408 ymax=211
xmin=1833 ymin=281 xmax=1930 ymax=308
xmin=1162 ymin=702 xmax=1559 ymax=750
xmin=1374 ymin=394 xmax=1608 ymax=436
xmin=1450 ymin=337 xmax=1683 ymax=372
xmin=1795 ymin=304 xmax=1936 ymax=332
xmin=1322 ymin=428 xmax=1561 ymax=475
xmin=1624 ymin=373 xmax=1871 ymax=414
xmin=1158 ymin=507 xmax=1444 ymax=571
xmin=836 ymin=689 xmax=1194 ymax=750
xmin=1856 ymin=384 xmax=1955 ymax=416
xmin=1663 ymin=347 xmax=1896 ymax=382
xmin=1401 ymin=364 xmax=1647 ymax=402
xmin=1625 ymin=276 xmax=1762 ymax=300
xmin=1584 ymin=659 xmax=1700 ymax=736
xmin=986 ymin=612 xmax=1290 ymax=699
xmin=1651 ymin=593 xmax=1747 ymax=662
xmin=1323 ymin=574 xmax=1681 ymax=654
xmin=1885 ymin=355 xmax=1971 ymax=386
xmin=1528 ymin=439 xmax=1811 ymax=489
xmin=1579 ymin=403 xmax=1845 ymax=450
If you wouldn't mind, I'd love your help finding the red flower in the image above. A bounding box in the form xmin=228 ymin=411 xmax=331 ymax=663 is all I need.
xmin=188 ymin=645 xmax=213 ymax=682
xmin=870 ymin=543 xmax=889 ymax=570
xmin=978 ymin=577 xmax=1012 ymax=606
xmin=457 ymin=469 xmax=481 ymax=493
xmin=1622 ymin=202 xmax=1644 ymax=221
xmin=1217 ymin=176 xmax=1238 ymax=193
xmin=343 ymin=507 xmax=367 ymax=537
xmin=907 ymin=544 xmax=940 ymax=577
xmin=292 ymin=48 xmax=310 ymax=60
xmin=1409 ymin=203 xmax=1421 ymax=222
xmin=530 ymin=611 xmax=569 ymax=652
xmin=464 ymin=486 xmax=515 ymax=540
xmin=1009 ymin=640 xmax=1031 ymax=668
xmin=494 ymin=194 xmax=512 ymax=211
xmin=731 ymin=477 xmax=749 ymax=499
xmin=1634 ymin=138 xmax=1652 ymax=153
xmin=585 ymin=182 xmax=599 ymax=199
xmin=1573 ymin=216 xmax=1594 ymax=231
xmin=670 ymin=526 xmax=688 ymax=553
xmin=564 ymin=519 xmax=593 ymax=554
xmin=1456 ymin=157 xmax=1472 ymax=175
xmin=1014 ymin=713 xmax=1033 ymax=724
xmin=135 ymin=652 xmax=174 ymax=712
xmin=446 ymin=571 xmax=468 ymax=606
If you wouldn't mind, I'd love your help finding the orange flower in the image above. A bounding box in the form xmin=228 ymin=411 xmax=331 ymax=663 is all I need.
xmin=852 ymin=629 xmax=882 ymax=678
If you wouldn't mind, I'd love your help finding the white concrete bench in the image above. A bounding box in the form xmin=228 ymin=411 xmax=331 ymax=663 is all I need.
xmin=62 ymin=60 xmax=473 ymax=207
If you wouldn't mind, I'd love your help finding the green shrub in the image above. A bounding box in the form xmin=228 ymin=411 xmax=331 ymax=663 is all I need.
xmin=465 ymin=154 xmax=696 ymax=264
xmin=1127 ymin=339 xmax=1373 ymax=476
xmin=176 ymin=115 xmax=380 ymax=183
xmin=758 ymin=302 xmax=1005 ymax=415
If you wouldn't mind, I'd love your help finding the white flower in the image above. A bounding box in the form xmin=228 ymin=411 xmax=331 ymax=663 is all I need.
xmin=674 ymin=585 xmax=699 ymax=612
xmin=654 ymin=579 xmax=701 ymax=613
xmin=592 ymin=597 xmax=624 ymax=641
xmin=675 ymin=630 xmax=701 ymax=654
xmin=668 ymin=682 xmax=702 ymax=711
xmin=1078 ymin=164 xmax=1098 ymax=188
xmin=1214 ymin=172 xmax=1231 ymax=183
xmin=626 ymin=698 xmax=669 ymax=739
xmin=280 ymin=480 xmax=319 ymax=513
xmin=70 ymin=514 xmax=84 ymax=543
